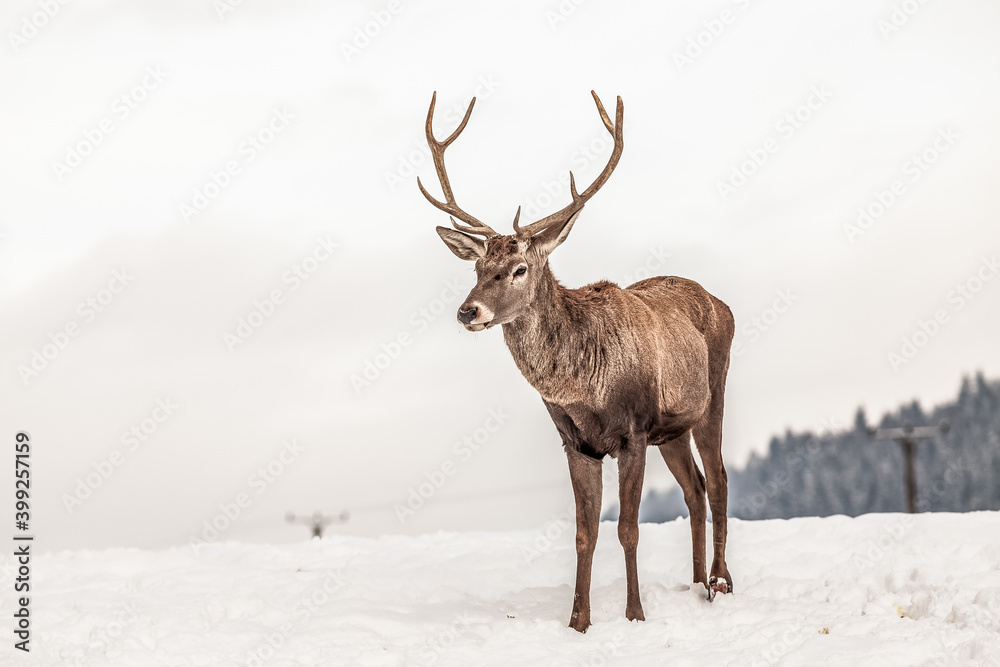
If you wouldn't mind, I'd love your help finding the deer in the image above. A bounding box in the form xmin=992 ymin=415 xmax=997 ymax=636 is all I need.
xmin=417 ymin=90 xmax=735 ymax=633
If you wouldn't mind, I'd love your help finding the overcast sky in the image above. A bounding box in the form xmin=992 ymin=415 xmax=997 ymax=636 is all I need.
xmin=1 ymin=0 xmax=998 ymax=552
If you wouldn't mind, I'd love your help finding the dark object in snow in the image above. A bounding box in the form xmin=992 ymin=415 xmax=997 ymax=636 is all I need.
xmin=286 ymin=510 xmax=349 ymax=539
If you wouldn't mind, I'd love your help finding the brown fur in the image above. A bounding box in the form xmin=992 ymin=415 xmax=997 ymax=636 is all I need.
xmin=421 ymin=91 xmax=734 ymax=632
xmin=453 ymin=237 xmax=735 ymax=632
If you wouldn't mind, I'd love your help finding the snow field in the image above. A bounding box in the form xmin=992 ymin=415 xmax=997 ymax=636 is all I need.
xmin=4 ymin=512 xmax=999 ymax=666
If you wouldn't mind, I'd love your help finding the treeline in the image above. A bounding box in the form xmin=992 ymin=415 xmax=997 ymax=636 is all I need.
xmin=638 ymin=373 xmax=1000 ymax=522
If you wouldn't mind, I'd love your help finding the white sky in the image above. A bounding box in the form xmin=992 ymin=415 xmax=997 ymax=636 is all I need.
xmin=1 ymin=0 xmax=998 ymax=551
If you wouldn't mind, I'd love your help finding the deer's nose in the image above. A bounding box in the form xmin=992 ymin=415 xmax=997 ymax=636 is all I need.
xmin=457 ymin=306 xmax=478 ymax=325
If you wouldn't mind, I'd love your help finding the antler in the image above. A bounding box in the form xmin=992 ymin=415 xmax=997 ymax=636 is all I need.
xmin=514 ymin=91 xmax=624 ymax=238
xmin=417 ymin=92 xmax=499 ymax=238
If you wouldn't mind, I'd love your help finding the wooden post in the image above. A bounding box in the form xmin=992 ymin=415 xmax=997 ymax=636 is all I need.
xmin=900 ymin=438 xmax=917 ymax=514
xmin=868 ymin=421 xmax=949 ymax=514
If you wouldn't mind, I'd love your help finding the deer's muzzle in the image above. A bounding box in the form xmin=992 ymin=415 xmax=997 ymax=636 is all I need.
xmin=458 ymin=301 xmax=494 ymax=331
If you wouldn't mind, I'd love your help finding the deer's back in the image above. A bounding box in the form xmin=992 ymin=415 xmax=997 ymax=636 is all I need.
xmin=626 ymin=276 xmax=729 ymax=335
xmin=625 ymin=275 xmax=735 ymax=392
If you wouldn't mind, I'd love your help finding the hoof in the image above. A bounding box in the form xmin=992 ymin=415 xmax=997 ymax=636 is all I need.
xmin=569 ymin=612 xmax=591 ymax=633
xmin=707 ymin=576 xmax=730 ymax=602
xmin=626 ymin=606 xmax=645 ymax=622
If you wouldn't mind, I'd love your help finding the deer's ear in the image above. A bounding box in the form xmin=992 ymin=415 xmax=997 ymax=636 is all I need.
xmin=436 ymin=226 xmax=485 ymax=261
xmin=530 ymin=209 xmax=582 ymax=256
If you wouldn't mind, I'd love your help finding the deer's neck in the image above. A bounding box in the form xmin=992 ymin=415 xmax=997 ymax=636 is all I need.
xmin=501 ymin=264 xmax=597 ymax=405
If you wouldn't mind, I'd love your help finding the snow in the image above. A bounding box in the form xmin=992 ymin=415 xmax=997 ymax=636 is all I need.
xmin=8 ymin=512 xmax=1000 ymax=666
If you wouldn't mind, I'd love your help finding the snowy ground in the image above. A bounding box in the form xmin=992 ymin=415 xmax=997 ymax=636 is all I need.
xmin=6 ymin=512 xmax=1000 ymax=666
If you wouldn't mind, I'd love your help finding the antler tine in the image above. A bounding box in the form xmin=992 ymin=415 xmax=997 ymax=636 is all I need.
xmin=591 ymin=89 xmax=615 ymax=133
xmin=449 ymin=216 xmax=495 ymax=238
xmin=515 ymin=91 xmax=624 ymax=238
xmin=417 ymin=91 xmax=499 ymax=237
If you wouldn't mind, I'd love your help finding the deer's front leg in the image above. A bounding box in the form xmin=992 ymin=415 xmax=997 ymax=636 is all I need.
xmin=617 ymin=438 xmax=646 ymax=622
xmin=566 ymin=447 xmax=603 ymax=633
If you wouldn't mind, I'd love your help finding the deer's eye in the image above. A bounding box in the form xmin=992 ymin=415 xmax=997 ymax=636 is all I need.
xmin=514 ymin=266 xmax=527 ymax=277
xmin=493 ymin=274 xmax=502 ymax=281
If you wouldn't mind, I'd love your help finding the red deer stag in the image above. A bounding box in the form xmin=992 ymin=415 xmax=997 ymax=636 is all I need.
xmin=418 ymin=91 xmax=735 ymax=633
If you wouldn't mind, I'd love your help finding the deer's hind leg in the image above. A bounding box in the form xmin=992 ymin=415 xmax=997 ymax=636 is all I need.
xmin=657 ymin=430 xmax=708 ymax=588
xmin=692 ymin=390 xmax=732 ymax=600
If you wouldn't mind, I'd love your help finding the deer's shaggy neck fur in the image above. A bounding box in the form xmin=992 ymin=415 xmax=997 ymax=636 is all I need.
xmin=502 ymin=261 xmax=628 ymax=408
